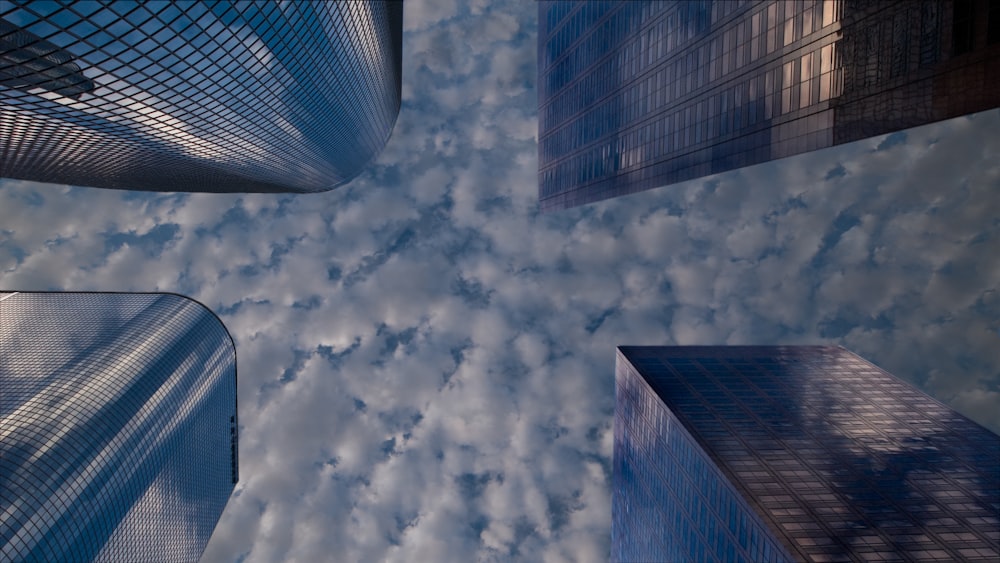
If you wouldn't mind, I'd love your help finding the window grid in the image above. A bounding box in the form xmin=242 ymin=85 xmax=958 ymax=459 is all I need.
xmin=614 ymin=346 xmax=1000 ymax=562
xmin=538 ymin=0 xmax=1000 ymax=211
xmin=0 ymin=1 xmax=402 ymax=193
xmin=0 ymin=292 xmax=238 ymax=562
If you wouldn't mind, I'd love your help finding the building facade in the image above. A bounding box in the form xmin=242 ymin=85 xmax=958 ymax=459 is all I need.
xmin=538 ymin=0 xmax=1000 ymax=211
xmin=0 ymin=291 xmax=238 ymax=562
xmin=0 ymin=1 xmax=403 ymax=193
xmin=613 ymin=345 xmax=1000 ymax=562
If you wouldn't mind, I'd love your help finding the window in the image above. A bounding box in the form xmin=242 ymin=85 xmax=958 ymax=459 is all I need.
xmin=800 ymin=51 xmax=814 ymax=109
xmin=822 ymin=0 xmax=838 ymax=28
xmin=989 ymin=0 xmax=1000 ymax=44
xmin=781 ymin=60 xmax=796 ymax=114
xmin=953 ymin=0 xmax=975 ymax=55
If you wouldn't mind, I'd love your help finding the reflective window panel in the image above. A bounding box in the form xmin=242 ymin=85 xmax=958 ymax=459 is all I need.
xmin=538 ymin=0 xmax=1000 ymax=211
xmin=0 ymin=291 xmax=238 ymax=563
xmin=613 ymin=345 xmax=1000 ymax=563
xmin=0 ymin=1 xmax=403 ymax=193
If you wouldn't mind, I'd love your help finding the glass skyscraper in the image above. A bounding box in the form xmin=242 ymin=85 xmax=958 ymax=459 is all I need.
xmin=613 ymin=346 xmax=1000 ymax=562
xmin=538 ymin=0 xmax=1000 ymax=211
xmin=0 ymin=1 xmax=403 ymax=193
xmin=0 ymin=291 xmax=238 ymax=562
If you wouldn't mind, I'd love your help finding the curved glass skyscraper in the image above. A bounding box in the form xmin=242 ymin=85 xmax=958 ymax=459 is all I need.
xmin=0 ymin=291 xmax=238 ymax=563
xmin=0 ymin=1 xmax=403 ymax=193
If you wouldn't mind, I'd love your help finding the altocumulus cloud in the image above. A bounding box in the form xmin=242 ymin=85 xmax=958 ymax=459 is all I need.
xmin=1 ymin=1 xmax=998 ymax=562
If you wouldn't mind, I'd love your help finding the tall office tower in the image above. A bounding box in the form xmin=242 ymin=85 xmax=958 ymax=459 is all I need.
xmin=0 ymin=292 xmax=238 ymax=562
xmin=613 ymin=346 xmax=1000 ymax=563
xmin=0 ymin=1 xmax=403 ymax=193
xmin=538 ymin=0 xmax=1000 ymax=211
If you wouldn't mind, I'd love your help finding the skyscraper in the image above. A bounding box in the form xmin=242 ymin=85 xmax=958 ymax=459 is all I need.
xmin=0 ymin=1 xmax=403 ymax=193
xmin=538 ymin=0 xmax=1000 ymax=211
xmin=613 ymin=346 xmax=1000 ymax=562
xmin=0 ymin=291 xmax=238 ymax=562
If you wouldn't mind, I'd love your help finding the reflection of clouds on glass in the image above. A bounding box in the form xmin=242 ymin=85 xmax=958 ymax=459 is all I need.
xmin=539 ymin=0 xmax=997 ymax=210
xmin=0 ymin=19 xmax=94 ymax=99
xmin=10 ymin=12 xmax=283 ymax=163
xmin=616 ymin=347 xmax=1000 ymax=563
xmin=0 ymin=2 xmax=402 ymax=192
xmin=0 ymin=293 xmax=236 ymax=562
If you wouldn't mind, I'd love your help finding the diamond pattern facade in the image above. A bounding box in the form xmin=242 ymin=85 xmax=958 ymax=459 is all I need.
xmin=0 ymin=1 xmax=403 ymax=192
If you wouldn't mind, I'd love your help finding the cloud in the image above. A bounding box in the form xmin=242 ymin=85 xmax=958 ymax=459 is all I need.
xmin=404 ymin=0 xmax=461 ymax=32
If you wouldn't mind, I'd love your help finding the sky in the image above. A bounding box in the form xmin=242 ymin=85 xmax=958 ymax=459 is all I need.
xmin=1 ymin=1 xmax=999 ymax=562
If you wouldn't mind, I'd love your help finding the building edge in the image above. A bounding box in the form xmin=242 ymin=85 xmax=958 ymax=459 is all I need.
xmin=0 ymin=289 xmax=239 ymax=484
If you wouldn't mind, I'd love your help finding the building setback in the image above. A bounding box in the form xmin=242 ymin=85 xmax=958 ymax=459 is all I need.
xmin=0 ymin=291 xmax=238 ymax=563
xmin=538 ymin=0 xmax=1000 ymax=211
xmin=0 ymin=1 xmax=403 ymax=193
xmin=613 ymin=345 xmax=1000 ymax=562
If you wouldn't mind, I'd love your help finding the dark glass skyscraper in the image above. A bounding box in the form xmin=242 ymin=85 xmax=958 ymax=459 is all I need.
xmin=613 ymin=346 xmax=1000 ymax=562
xmin=0 ymin=291 xmax=238 ymax=562
xmin=0 ymin=1 xmax=403 ymax=193
xmin=538 ymin=0 xmax=1000 ymax=211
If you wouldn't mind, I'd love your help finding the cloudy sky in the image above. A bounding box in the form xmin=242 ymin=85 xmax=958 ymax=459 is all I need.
xmin=2 ymin=1 xmax=998 ymax=561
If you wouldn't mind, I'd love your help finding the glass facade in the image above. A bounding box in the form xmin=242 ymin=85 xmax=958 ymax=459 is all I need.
xmin=614 ymin=346 xmax=1000 ymax=562
xmin=538 ymin=0 xmax=1000 ymax=211
xmin=0 ymin=291 xmax=238 ymax=563
xmin=0 ymin=1 xmax=403 ymax=193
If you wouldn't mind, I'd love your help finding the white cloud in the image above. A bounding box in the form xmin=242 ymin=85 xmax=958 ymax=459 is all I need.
xmin=404 ymin=0 xmax=461 ymax=31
